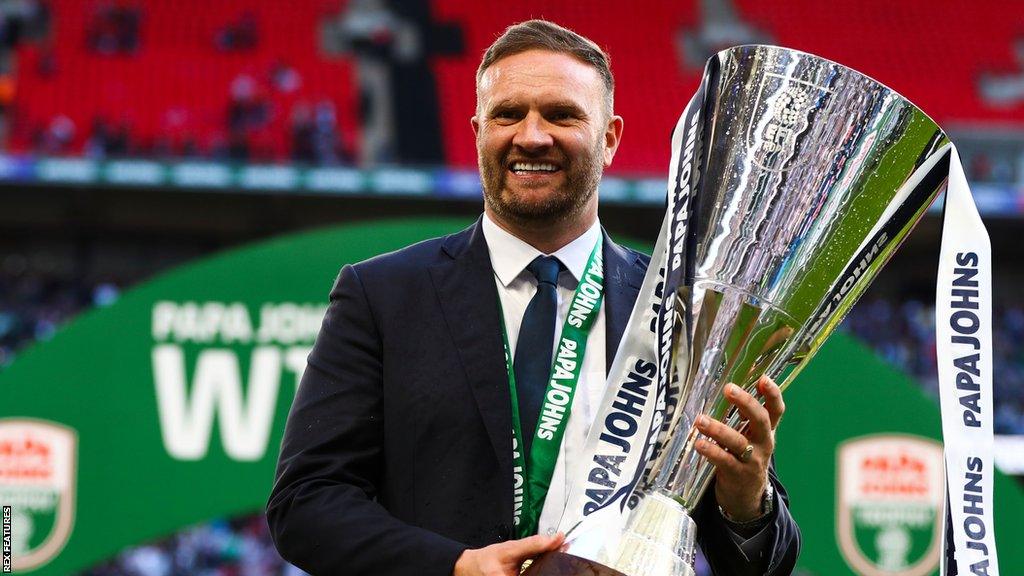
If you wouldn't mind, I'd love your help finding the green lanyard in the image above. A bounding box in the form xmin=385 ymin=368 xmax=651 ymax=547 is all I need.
xmin=499 ymin=241 xmax=605 ymax=538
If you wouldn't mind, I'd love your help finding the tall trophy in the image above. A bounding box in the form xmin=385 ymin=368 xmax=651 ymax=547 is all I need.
xmin=525 ymin=44 xmax=953 ymax=576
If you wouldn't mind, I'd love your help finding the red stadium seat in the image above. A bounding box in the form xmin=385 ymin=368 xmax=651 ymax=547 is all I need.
xmin=8 ymin=1 xmax=1022 ymax=171
xmin=10 ymin=0 xmax=359 ymax=161
xmin=431 ymin=0 xmax=1024 ymax=173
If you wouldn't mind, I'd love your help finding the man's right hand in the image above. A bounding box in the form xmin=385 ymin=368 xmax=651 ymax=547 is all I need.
xmin=453 ymin=533 xmax=564 ymax=576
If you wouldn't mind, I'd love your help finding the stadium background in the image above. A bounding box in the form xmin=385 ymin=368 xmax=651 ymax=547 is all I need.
xmin=0 ymin=0 xmax=1022 ymax=574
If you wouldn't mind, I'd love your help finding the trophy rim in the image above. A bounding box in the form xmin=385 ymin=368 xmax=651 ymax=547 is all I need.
xmin=715 ymin=44 xmax=947 ymax=138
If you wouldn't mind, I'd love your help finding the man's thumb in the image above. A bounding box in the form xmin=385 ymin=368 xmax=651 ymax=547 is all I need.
xmin=503 ymin=533 xmax=564 ymax=559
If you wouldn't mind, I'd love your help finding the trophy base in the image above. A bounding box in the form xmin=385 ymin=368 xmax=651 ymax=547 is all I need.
xmin=522 ymin=551 xmax=628 ymax=576
xmin=538 ymin=491 xmax=698 ymax=576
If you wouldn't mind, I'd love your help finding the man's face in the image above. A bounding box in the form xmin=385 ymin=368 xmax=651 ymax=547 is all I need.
xmin=472 ymin=49 xmax=623 ymax=228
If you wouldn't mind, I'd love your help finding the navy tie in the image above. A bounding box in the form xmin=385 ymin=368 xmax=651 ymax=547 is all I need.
xmin=514 ymin=255 xmax=563 ymax=457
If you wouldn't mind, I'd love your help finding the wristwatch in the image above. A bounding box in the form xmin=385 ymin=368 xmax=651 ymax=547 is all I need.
xmin=719 ymin=480 xmax=775 ymax=530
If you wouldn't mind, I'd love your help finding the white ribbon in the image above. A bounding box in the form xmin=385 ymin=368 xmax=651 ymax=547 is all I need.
xmin=558 ymin=88 xmax=703 ymax=534
xmin=937 ymin=148 xmax=1000 ymax=575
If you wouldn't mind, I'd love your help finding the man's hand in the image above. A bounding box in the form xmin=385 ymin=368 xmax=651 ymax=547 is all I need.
xmin=453 ymin=533 xmax=564 ymax=576
xmin=694 ymin=375 xmax=785 ymax=522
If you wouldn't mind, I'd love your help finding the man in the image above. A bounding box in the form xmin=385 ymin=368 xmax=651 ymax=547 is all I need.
xmin=268 ymin=20 xmax=800 ymax=576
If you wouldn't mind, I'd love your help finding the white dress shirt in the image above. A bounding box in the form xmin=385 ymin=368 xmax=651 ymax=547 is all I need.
xmin=481 ymin=213 xmax=606 ymax=535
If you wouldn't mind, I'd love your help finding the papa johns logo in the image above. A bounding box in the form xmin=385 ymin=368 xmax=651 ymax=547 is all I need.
xmin=837 ymin=435 xmax=943 ymax=576
xmin=0 ymin=419 xmax=77 ymax=572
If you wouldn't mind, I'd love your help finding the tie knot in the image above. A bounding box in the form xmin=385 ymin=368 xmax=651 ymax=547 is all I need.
xmin=527 ymin=256 xmax=562 ymax=286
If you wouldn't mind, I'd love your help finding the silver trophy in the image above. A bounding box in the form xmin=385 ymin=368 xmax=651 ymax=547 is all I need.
xmin=525 ymin=45 xmax=952 ymax=576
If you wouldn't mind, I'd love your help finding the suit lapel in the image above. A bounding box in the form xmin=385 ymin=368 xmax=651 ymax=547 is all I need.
xmin=602 ymin=233 xmax=646 ymax=372
xmin=428 ymin=220 xmax=513 ymax=516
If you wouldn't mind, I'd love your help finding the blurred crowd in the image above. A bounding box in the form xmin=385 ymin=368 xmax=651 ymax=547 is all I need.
xmin=2 ymin=1 xmax=359 ymax=166
xmin=0 ymin=0 xmax=49 ymax=141
xmin=5 ymin=1 xmax=1023 ymax=184
xmin=78 ymin=516 xmax=308 ymax=576
xmin=966 ymin=149 xmax=1020 ymax=185
xmin=0 ymin=258 xmax=117 ymax=368
xmin=86 ymin=2 xmax=140 ymax=55
xmin=845 ymin=298 xmax=1024 ymax=435
xmin=28 ymin=71 xmax=354 ymax=165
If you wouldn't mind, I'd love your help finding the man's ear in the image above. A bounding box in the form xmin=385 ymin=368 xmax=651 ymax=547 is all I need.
xmin=471 ymin=115 xmax=480 ymax=139
xmin=603 ymin=115 xmax=624 ymax=167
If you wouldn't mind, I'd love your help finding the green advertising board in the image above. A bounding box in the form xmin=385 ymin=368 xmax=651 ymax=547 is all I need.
xmin=0 ymin=218 xmax=1020 ymax=574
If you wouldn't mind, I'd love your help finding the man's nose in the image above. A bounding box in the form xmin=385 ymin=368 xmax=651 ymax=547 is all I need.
xmin=512 ymin=113 xmax=553 ymax=151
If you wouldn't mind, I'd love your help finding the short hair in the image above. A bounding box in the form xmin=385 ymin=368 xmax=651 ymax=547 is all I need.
xmin=476 ymin=19 xmax=614 ymax=114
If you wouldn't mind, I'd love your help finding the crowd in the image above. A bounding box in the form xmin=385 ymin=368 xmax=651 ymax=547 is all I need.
xmin=24 ymin=70 xmax=353 ymax=166
xmin=22 ymin=81 xmax=354 ymax=165
xmin=966 ymin=150 xmax=1019 ymax=184
xmin=0 ymin=261 xmax=117 ymax=369
xmin=2 ymin=2 xmax=358 ymax=166
xmin=845 ymin=297 xmax=1024 ymax=435
xmin=78 ymin=516 xmax=307 ymax=576
xmin=86 ymin=2 xmax=140 ymax=56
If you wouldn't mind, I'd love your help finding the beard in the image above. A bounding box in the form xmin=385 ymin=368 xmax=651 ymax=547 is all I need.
xmin=479 ymin=138 xmax=604 ymax=228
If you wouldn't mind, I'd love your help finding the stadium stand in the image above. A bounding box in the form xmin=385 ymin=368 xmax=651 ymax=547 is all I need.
xmin=8 ymin=0 xmax=359 ymax=162
xmin=734 ymin=0 xmax=1024 ymax=126
xmin=845 ymin=299 xmax=1024 ymax=435
xmin=6 ymin=1 xmax=1023 ymax=171
xmin=431 ymin=0 xmax=1024 ymax=172
xmin=431 ymin=0 xmax=701 ymax=173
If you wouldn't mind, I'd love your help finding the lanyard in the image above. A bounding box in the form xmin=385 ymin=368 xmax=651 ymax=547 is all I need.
xmin=499 ymin=240 xmax=605 ymax=538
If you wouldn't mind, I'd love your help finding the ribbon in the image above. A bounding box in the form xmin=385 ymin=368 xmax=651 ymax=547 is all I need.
xmin=501 ymin=240 xmax=605 ymax=538
xmin=937 ymin=148 xmax=1000 ymax=575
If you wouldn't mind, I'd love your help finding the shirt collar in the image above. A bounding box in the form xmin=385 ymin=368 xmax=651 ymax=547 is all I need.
xmin=482 ymin=213 xmax=602 ymax=287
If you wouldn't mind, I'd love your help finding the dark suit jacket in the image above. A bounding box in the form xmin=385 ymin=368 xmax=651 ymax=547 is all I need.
xmin=268 ymin=219 xmax=800 ymax=576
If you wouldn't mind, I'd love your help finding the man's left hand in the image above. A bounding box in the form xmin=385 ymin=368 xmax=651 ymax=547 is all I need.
xmin=694 ymin=375 xmax=785 ymax=522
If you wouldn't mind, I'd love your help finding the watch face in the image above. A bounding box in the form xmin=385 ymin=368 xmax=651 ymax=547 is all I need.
xmin=762 ymin=481 xmax=776 ymax=516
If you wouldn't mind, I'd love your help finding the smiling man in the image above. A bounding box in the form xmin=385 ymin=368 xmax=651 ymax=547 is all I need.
xmin=473 ymin=45 xmax=619 ymax=256
xmin=268 ymin=20 xmax=800 ymax=576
